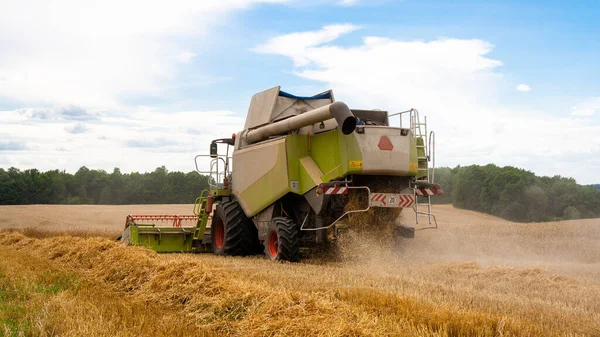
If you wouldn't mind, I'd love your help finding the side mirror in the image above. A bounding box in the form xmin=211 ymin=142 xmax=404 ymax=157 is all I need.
xmin=210 ymin=142 xmax=218 ymax=158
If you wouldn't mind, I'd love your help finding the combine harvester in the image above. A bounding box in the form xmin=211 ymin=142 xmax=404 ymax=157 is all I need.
xmin=119 ymin=86 xmax=443 ymax=261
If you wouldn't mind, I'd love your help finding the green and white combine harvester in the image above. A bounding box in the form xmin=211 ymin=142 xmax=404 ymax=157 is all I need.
xmin=119 ymin=86 xmax=443 ymax=261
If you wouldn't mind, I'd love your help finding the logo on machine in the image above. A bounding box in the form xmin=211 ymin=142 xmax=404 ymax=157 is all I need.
xmin=349 ymin=160 xmax=363 ymax=169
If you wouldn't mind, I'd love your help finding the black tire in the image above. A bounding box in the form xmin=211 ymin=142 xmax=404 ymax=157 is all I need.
xmin=211 ymin=200 xmax=259 ymax=256
xmin=264 ymin=217 xmax=300 ymax=262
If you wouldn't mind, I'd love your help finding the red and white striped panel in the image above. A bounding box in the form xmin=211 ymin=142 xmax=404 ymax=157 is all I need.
xmin=323 ymin=186 xmax=348 ymax=195
xmin=414 ymin=183 xmax=443 ymax=196
xmin=370 ymin=193 xmax=414 ymax=208
xmin=415 ymin=188 xmax=436 ymax=196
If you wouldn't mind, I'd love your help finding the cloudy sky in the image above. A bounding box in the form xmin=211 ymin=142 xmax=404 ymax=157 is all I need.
xmin=1 ymin=0 xmax=599 ymax=184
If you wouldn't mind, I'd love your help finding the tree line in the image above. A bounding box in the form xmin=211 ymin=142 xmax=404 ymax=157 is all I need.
xmin=433 ymin=164 xmax=600 ymax=222
xmin=0 ymin=166 xmax=210 ymax=205
xmin=1 ymin=164 xmax=599 ymax=222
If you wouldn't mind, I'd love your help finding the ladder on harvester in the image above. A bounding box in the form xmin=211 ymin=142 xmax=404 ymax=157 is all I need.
xmin=410 ymin=109 xmax=436 ymax=225
xmin=390 ymin=108 xmax=437 ymax=226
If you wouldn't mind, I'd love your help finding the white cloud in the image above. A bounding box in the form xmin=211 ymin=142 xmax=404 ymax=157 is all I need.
xmin=254 ymin=24 xmax=600 ymax=184
xmin=65 ymin=122 xmax=89 ymax=134
xmin=0 ymin=108 xmax=245 ymax=174
xmin=254 ymin=24 xmax=360 ymax=66
xmin=0 ymin=0 xmax=286 ymax=109
xmin=0 ymin=1 xmax=289 ymax=175
xmin=172 ymin=51 xmax=199 ymax=63
xmin=338 ymin=0 xmax=359 ymax=5
xmin=516 ymin=84 xmax=531 ymax=92
xmin=570 ymin=97 xmax=599 ymax=116
xmin=0 ymin=141 xmax=29 ymax=151
xmin=17 ymin=104 xmax=97 ymax=121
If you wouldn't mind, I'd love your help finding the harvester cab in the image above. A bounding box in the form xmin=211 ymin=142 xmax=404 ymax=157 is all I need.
xmin=118 ymin=86 xmax=444 ymax=262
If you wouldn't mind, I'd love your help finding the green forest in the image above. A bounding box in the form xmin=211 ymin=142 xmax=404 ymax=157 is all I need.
xmin=1 ymin=164 xmax=599 ymax=222
xmin=433 ymin=164 xmax=600 ymax=222
xmin=0 ymin=166 xmax=210 ymax=205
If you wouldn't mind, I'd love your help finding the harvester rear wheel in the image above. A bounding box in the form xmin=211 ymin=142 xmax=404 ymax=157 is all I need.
xmin=264 ymin=217 xmax=300 ymax=262
xmin=211 ymin=200 xmax=259 ymax=256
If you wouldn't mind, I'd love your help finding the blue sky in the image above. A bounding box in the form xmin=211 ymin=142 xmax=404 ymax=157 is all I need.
xmin=1 ymin=0 xmax=599 ymax=184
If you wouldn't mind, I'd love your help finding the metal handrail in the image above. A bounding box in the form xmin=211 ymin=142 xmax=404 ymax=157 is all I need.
xmin=388 ymin=108 xmax=416 ymax=129
xmin=193 ymin=189 xmax=209 ymax=215
xmin=429 ymin=130 xmax=435 ymax=183
xmin=414 ymin=213 xmax=438 ymax=231
xmin=194 ymin=155 xmax=231 ymax=189
xmin=300 ymin=186 xmax=372 ymax=231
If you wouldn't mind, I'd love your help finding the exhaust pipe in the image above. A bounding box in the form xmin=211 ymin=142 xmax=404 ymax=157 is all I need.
xmin=244 ymin=101 xmax=356 ymax=144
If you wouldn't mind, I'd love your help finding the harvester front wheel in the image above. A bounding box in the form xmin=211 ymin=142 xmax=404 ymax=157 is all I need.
xmin=264 ymin=217 xmax=300 ymax=262
xmin=211 ymin=200 xmax=259 ymax=256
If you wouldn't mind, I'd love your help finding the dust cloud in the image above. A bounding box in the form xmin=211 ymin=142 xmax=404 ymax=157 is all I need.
xmin=330 ymin=204 xmax=600 ymax=280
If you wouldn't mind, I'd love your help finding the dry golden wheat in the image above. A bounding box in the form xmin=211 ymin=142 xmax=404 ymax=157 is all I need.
xmin=0 ymin=204 xmax=599 ymax=336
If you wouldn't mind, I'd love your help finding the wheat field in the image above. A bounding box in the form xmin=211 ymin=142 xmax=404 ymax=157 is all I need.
xmin=0 ymin=204 xmax=599 ymax=336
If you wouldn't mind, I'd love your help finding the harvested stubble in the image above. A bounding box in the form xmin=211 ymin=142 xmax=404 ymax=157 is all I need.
xmin=1 ymin=226 xmax=120 ymax=239
xmin=1 ymin=229 xmax=599 ymax=337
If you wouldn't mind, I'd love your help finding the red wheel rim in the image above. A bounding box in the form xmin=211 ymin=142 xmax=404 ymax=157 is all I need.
xmin=214 ymin=220 xmax=224 ymax=249
xmin=268 ymin=231 xmax=278 ymax=257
